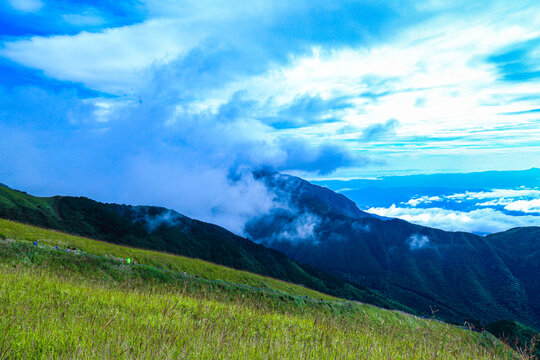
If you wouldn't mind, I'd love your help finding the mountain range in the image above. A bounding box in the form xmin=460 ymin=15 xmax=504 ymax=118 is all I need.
xmin=245 ymin=170 xmax=540 ymax=329
xmin=1 ymin=172 xmax=538 ymax=330
xmin=0 ymin=183 xmax=403 ymax=311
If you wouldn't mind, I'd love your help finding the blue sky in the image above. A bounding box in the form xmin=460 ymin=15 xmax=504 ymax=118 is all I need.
xmin=1 ymin=0 xmax=539 ymax=232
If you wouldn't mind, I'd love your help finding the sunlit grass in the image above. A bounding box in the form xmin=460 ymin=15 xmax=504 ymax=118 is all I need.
xmin=0 ymin=218 xmax=336 ymax=301
xmin=0 ymin=219 xmax=520 ymax=359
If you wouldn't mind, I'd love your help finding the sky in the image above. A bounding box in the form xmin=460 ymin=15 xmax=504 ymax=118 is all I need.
xmin=0 ymin=0 xmax=539 ymax=233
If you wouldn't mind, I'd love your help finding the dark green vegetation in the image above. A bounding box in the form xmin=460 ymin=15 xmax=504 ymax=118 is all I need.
xmin=486 ymin=320 xmax=539 ymax=358
xmin=0 ymin=184 xmax=404 ymax=311
xmin=246 ymin=171 xmax=540 ymax=330
xmin=0 ymin=226 xmax=518 ymax=359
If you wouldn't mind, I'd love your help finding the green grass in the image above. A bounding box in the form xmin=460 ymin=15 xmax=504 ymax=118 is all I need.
xmin=0 ymin=218 xmax=337 ymax=301
xmin=0 ymin=220 xmax=520 ymax=359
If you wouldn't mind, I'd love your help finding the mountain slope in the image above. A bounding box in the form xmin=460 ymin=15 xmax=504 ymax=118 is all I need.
xmin=246 ymin=170 xmax=540 ymax=330
xmin=0 ymin=184 xmax=403 ymax=311
xmin=0 ymin=229 xmax=515 ymax=359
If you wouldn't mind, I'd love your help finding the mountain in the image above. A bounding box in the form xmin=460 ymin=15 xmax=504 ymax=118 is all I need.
xmin=0 ymin=183 xmax=404 ymax=311
xmin=2 ymin=176 xmax=538 ymax=329
xmin=245 ymin=170 xmax=540 ymax=330
xmin=0 ymin=221 xmax=515 ymax=360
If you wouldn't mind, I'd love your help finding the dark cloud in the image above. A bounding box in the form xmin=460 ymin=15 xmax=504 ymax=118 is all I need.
xmin=266 ymin=94 xmax=351 ymax=129
xmin=277 ymin=137 xmax=370 ymax=175
xmin=361 ymin=118 xmax=399 ymax=141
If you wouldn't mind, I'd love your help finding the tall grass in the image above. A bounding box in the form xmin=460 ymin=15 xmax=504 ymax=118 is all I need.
xmin=0 ymin=219 xmax=521 ymax=359
xmin=0 ymin=219 xmax=336 ymax=301
xmin=0 ymin=262 xmax=516 ymax=359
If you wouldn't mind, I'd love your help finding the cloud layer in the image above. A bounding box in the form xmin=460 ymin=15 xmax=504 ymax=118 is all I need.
xmin=368 ymin=187 xmax=540 ymax=234
xmin=0 ymin=0 xmax=539 ymax=235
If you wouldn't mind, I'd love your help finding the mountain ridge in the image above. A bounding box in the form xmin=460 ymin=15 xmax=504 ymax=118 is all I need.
xmin=1 ymin=178 xmax=538 ymax=330
xmin=245 ymin=171 xmax=540 ymax=330
xmin=0 ymin=183 xmax=406 ymax=311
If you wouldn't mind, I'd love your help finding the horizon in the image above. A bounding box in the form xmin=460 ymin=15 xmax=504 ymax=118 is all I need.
xmin=2 ymin=166 xmax=539 ymax=236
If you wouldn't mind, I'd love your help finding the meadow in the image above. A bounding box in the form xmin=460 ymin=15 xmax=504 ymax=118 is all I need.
xmin=0 ymin=219 xmax=521 ymax=359
xmin=0 ymin=219 xmax=337 ymax=301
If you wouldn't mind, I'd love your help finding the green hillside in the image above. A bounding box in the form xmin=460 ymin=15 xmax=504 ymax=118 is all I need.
xmin=0 ymin=222 xmax=517 ymax=359
xmin=0 ymin=218 xmax=337 ymax=300
xmin=0 ymin=185 xmax=403 ymax=310
xmin=486 ymin=320 xmax=539 ymax=358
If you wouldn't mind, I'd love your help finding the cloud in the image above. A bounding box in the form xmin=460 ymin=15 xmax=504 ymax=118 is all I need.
xmin=120 ymin=160 xmax=278 ymax=235
xmin=407 ymin=233 xmax=430 ymax=250
xmin=405 ymin=195 xmax=442 ymax=206
xmin=388 ymin=187 xmax=540 ymax=233
xmin=367 ymin=205 xmax=540 ymax=234
xmin=1 ymin=19 xmax=205 ymax=94
xmin=62 ymin=12 xmax=106 ymax=27
xmin=8 ymin=0 xmax=43 ymax=12
xmin=1 ymin=0 xmax=539 ymax=238
xmin=127 ymin=207 xmax=185 ymax=233
xmin=447 ymin=188 xmax=540 ymax=200
xmin=277 ymin=138 xmax=371 ymax=175
xmin=273 ymin=212 xmax=321 ymax=243
xmin=361 ymin=119 xmax=400 ymax=141
xmin=403 ymin=188 xmax=540 ymax=210
xmin=0 ymin=81 xmax=370 ymax=235
xmin=352 ymin=221 xmax=371 ymax=233
xmin=268 ymin=94 xmax=352 ymax=129
xmin=504 ymin=199 xmax=540 ymax=213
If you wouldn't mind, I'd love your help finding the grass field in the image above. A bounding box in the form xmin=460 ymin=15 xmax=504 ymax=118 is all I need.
xmin=0 ymin=219 xmax=520 ymax=359
xmin=0 ymin=219 xmax=337 ymax=301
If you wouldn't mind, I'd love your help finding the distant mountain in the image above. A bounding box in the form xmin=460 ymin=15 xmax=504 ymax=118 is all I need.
xmin=0 ymin=183 xmax=404 ymax=311
xmin=315 ymin=168 xmax=540 ymax=191
xmin=246 ymin=170 xmax=540 ymax=330
xmin=314 ymin=168 xmax=540 ymax=210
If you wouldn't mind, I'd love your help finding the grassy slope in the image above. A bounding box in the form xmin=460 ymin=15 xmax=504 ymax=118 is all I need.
xmin=0 ymin=225 xmax=517 ymax=359
xmin=0 ymin=186 xmax=404 ymax=310
xmin=0 ymin=219 xmax=336 ymax=301
xmin=486 ymin=320 xmax=539 ymax=359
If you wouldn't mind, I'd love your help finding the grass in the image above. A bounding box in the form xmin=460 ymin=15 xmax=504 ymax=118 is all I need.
xmin=0 ymin=220 xmax=521 ymax=359
xmin=0 ymin=218 xmax=337 ymax=301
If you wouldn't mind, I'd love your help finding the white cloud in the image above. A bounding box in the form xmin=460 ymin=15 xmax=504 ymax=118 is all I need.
xmin=120 ymin=158 xmax=278 ymax=235
xmin=0 ymin=1 xmax=300 ymax=95
xmin=1 ymin=19 xmax=206 ymax=94
xmin=0 ymin=0 xmax=538 ymax=183
xmin=407 ymin=234 xmax=430 ymax=250
xmin=447 ymin=189 xmax=540 ymax=200
xmin=278 ymin=213 xmax=320 ymax=242
xmin=504 ymin=199 xmax=540 ymax=213
xmin=367 ymin=204 xmax=540 ymax=234
xmin=203 ymin=8 xmax=540 ymax=142
xmin=8 ymin=0 xmax=43 ymax=12
xmin=405 ymin=195 xmax=442 ymax=206
xmin=476 ymin=198 xmax=514 ymax=207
